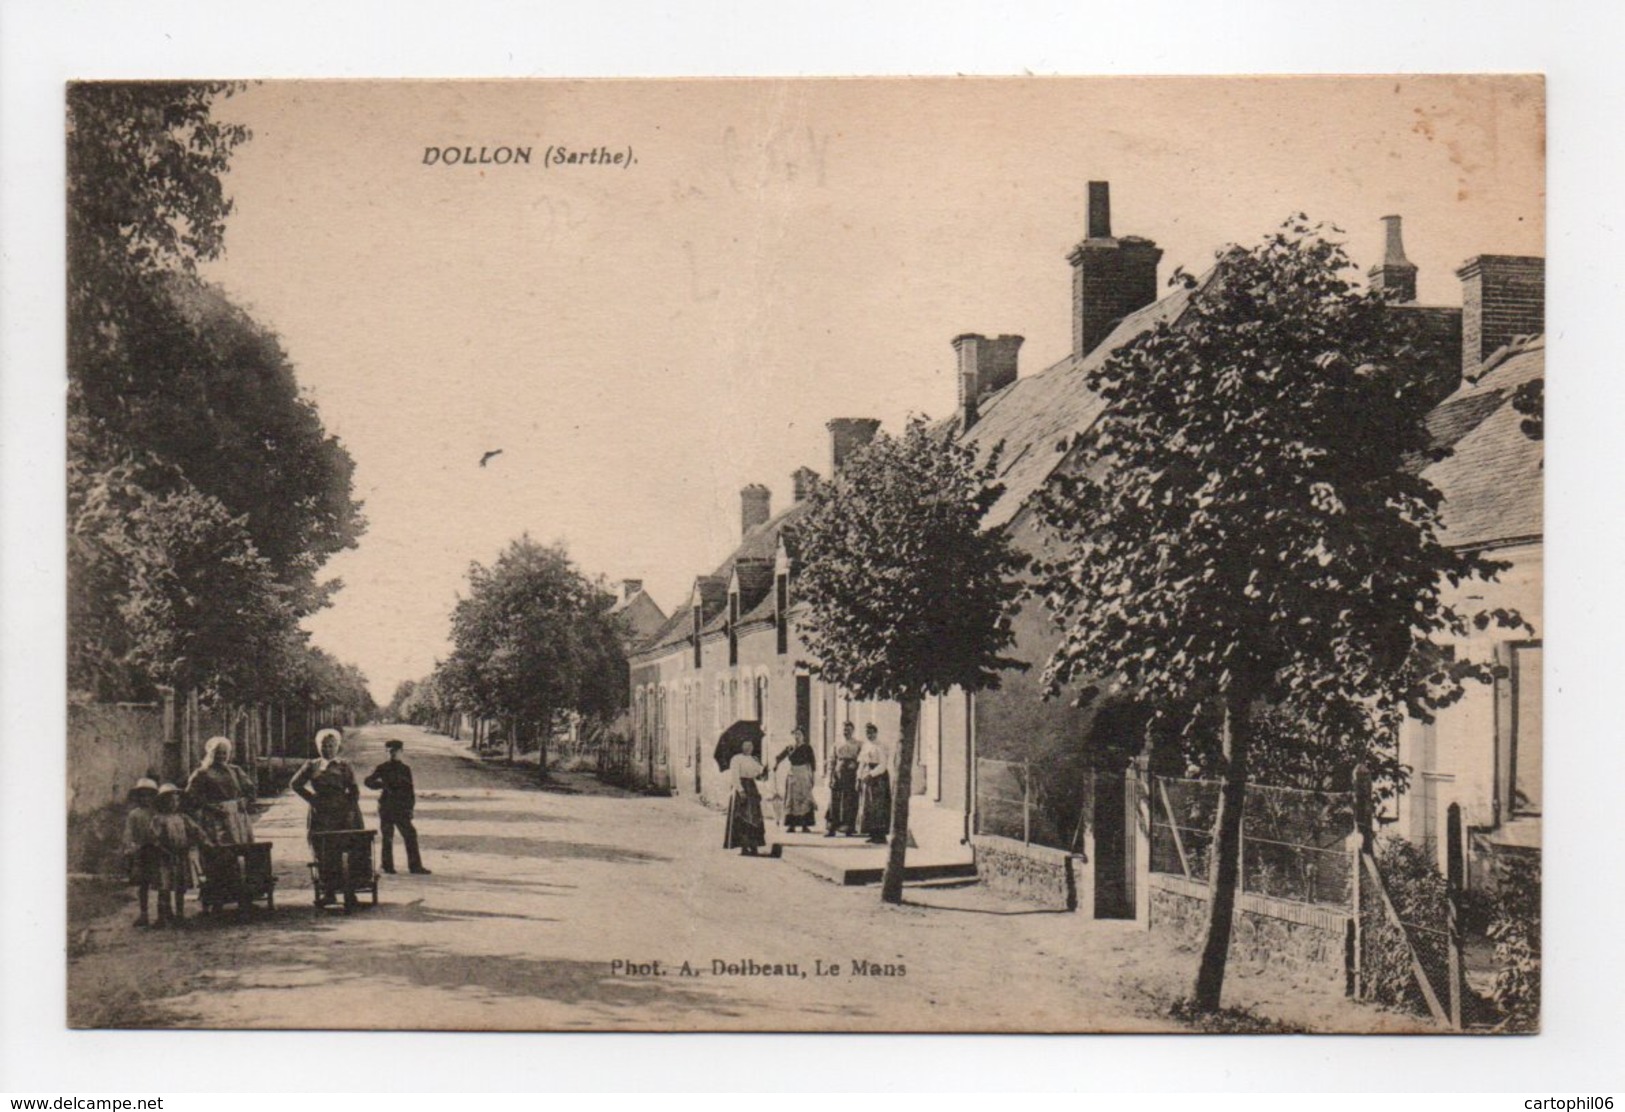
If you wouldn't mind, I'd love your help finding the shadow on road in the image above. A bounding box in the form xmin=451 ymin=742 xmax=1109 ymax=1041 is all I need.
xmin=411 ymin=808 xmax=567 ymax=825
xmin=428 ymin=834 xmax=673 ymax=864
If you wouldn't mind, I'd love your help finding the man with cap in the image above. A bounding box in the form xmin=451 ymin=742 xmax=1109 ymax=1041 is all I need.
xmin=365 ymin=739 xmax=430 ymax=875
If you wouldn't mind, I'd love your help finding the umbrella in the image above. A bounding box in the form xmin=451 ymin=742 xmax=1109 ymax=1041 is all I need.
xmin=713 ymin=719 xmax=764 ymax=772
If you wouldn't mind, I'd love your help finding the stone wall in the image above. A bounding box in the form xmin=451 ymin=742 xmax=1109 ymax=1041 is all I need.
xmin=67 ymin=701 xmax=168 ymax=874
xmin=971 ymin=833 xmax=1078 ymax=910
xmin=1149 ymin=875 xmax=1348 ymax=990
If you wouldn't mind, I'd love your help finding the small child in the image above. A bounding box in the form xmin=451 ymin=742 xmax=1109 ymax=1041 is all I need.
xmin=122 ymin=778 xmax=161 ymax=927
xmin=151 ymin=783 xmax=210 ymax=927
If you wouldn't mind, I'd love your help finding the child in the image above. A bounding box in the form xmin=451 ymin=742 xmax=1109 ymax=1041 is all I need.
xmin=151 ymin=783 xmax=210 ymax=927
xmin=122 ymin=778 xmax=160 ymax=927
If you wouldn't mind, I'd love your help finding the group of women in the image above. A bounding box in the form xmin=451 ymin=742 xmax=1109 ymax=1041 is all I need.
xmin=164 ymin=729 xmax=372 ymax=908
xmin=723 ymin=720 xmax=894 ymax=855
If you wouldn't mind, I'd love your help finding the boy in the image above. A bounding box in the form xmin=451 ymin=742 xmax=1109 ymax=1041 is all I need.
xmin=122 ymin=778 xmax=160 ymax=927
xmin=365 ymin=739 xmax=430 ymax=875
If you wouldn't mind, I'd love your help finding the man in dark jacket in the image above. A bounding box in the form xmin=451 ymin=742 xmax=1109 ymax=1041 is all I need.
xmin=365 ymin=739 xmax=431 ymax=874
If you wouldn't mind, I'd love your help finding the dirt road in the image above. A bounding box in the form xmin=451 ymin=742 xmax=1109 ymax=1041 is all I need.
xmin=67 ymin=724 xmax=1422 ymax=1032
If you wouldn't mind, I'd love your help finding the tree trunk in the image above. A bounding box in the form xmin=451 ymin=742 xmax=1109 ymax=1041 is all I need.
xmin=880 ymin=695 xmax=921 ymax=905
xmin=1193 ymin=688 xmax=1252 ymax=1012
xmin=506 ymin=718 xmax=515 ymax=765
xmin=536 ymin=712 xmax=551 ymax=782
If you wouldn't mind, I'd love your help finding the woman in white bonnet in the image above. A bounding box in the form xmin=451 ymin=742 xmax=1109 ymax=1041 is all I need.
xmin=290 ymin=728 xmax=364 ymax=905
xmin=184 ymin=735 xmax=256 ymax=845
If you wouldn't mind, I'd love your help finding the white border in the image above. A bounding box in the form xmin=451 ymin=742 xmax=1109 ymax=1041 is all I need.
xmin=4 ymin=0 xmax=1623 ymax=1093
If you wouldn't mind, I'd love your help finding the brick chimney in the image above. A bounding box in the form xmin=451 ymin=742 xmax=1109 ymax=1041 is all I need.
xmin=1068 ymin=181 xmax=1163 ymax=359
xmin=1457 ymin=255 xmax=1544 ymax=380
xmin=827 ymin=418 xmax=881 ymax=474
xmin=1368 ymin=215 xmax=1419 ymax=302
xmin=621 ymin=578 xmax=644 ymax=602
xmin=791 ymin=466 xmax=821 ymax=502
xmin=740 ymin=484 xmax=772 ymax=535
xmin=953 ymin=333 xmax=1024 ymax=430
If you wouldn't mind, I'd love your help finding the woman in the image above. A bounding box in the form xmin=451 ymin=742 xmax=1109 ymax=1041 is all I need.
xmin=290 ymin=728 xmax=365 ymax=905
xmin=723 ymin=739 xmax=767 ymax=856
xmin=184 ymin=736 xmax=256 ymax=845
xmin=773 ymin=727 xmax=818 ymax=834
xmin=856 ymin=723 xmax=892 ymax=845
xmin=825 ymin=721 xmax=861 ymax=838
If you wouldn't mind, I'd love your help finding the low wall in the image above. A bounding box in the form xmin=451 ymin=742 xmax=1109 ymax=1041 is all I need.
xmin=67 ymin=701 xmax=169 ymax=875
xmin=68 ymin=702 xmax=167 ymax=816
xmin=1149 ymin=873 xmax=1349 ymax=988
xmin=971 ymin=833 xmax=1078 ymax=910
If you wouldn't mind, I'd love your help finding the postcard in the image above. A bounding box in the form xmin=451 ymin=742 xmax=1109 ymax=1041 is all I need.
xmin=64 ymin=76 xmax=1543 ymax=1033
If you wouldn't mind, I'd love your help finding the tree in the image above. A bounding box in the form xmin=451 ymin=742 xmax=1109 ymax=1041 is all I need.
xmin=1033 ymin=217 xmax=1523 ymax=1012
xmin=66 ymin=81 xmax=366 ymax=702
xmin=793 ymin=418 xmax=1028 ymax=903
xmin=446 ymin=537 xmax=629 ymax=780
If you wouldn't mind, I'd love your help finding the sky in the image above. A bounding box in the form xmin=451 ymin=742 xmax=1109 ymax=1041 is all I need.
xmin=196 ymin=77 xmax=1544 ymax=703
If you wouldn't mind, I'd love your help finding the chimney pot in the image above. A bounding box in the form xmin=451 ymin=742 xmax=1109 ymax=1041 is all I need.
xmin=1087 ymin=181 xmax=1112 ymax=239
xmin=1069 ymin=181 xmax=1162 ymax=358
xmin=740 ymin=483 xmax=772 ymax=535
xmin=1368 ymin=215 xmax=1419 ymax=302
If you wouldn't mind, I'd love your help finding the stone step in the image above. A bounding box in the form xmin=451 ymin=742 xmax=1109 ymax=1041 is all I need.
xmin=772 ymin=840 xmax=978 ymax=886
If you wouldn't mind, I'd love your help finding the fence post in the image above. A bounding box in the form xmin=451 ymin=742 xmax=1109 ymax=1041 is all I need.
xmin=1022 ymin=760 xmax=1031 ymax=845
xmin=1348 ymin=823 xmax=1362 ymax=998
xmin=1446 ymin=801 xmax=1466 ymax=1030
xmin=1131 ymin=753 xmax=1152 ymax=930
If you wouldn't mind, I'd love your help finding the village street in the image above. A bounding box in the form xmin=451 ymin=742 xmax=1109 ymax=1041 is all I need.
xmin=67 ymin=724 xmax=1423 ymax=1033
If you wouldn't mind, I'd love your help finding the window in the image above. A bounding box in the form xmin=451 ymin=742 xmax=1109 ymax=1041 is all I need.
xmin=754 ymin=674 xmax=768 ymax=722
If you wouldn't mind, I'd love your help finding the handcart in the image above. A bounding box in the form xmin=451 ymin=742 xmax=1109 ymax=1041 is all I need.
xmin=307 ymin=829 xmax=379 ymax=915
xmin=199 ymin=842 xmax=276 ymax=916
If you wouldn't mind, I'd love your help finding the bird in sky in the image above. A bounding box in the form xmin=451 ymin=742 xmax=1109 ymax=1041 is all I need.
xmin=479 ymin=449 xmax=504 ymax=468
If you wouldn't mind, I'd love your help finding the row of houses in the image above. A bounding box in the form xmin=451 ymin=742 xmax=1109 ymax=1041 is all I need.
xmin=622 ymin=182 xmax=1543 ymax=896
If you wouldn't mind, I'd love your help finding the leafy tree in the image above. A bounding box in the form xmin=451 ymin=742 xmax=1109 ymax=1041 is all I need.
xmin=385 ymin=680 xmax=418 ymax=721
xmin=66 ymin=81 xmax=366 ymax=702
xmin=447 ymin=537 xmax=629 ymax=779
xmin=1033 ymin=217 xmax=1522 ymax=1011
xmin=794 ymin=418 xmax=1028 ymax=903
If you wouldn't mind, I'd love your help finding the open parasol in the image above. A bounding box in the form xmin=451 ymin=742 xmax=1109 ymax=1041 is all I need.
xmin=713 ymin=719 xmax=765 ymax=772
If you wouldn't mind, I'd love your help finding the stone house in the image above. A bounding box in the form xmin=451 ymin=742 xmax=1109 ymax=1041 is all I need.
xmin=628 ymin=181 xmax=1541 ymax=896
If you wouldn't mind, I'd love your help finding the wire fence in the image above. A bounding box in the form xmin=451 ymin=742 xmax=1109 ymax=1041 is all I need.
xmin=1150 ymin=776 xmax=1357 ymax=910
xmin=974 ymin=758 xmax=1086 ymax=852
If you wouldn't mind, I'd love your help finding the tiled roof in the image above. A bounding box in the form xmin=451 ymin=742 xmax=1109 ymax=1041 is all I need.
xmin=955 ymin=277 xmax=1205 ymax=527
xmin=1422 ymin=338 xmax=1544 ymax=549
xmin=632 ymin=503 xmax=808 ymax=659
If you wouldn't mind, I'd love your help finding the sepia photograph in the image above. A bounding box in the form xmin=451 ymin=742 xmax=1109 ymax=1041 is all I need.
xmin=59 ymin=75 xmax=1545 ymax=1035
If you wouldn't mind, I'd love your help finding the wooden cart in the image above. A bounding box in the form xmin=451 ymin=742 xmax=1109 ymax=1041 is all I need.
xmin=307 ymin=829 xmax=379 ymax=914
xmin=198 ymin=842 xmax=276 ymax=916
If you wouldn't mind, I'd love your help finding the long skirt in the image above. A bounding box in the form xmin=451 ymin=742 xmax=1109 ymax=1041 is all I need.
xmin=199 ymin=799 xmax=254 ymax=846
xmin=782 ymin=765 xmax=817 ymax=826
xmin=858 ymin=773 xmax=892 ymax=838
xmin=724 ymin=781 xmax=766 ymax=850
xmin=827 ymin=771 xmax=859 ymax=833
